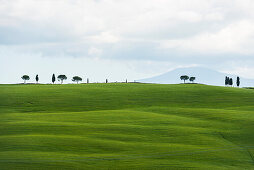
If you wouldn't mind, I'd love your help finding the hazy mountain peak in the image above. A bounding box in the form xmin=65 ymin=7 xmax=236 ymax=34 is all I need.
xmin=138 ymin=67 xmax=253 ymax=87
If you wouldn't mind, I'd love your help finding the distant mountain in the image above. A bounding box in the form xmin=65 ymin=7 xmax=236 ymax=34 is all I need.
xmin=138 ymin=67 xmax=254 ymax=87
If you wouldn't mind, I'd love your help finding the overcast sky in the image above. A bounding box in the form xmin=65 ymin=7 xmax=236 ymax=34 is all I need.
xmin=1 ymin=0 xmax=254 ymax=84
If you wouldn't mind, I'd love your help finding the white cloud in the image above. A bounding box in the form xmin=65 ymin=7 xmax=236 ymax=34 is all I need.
xmin=88 ymin=32 xmax=120 ymax=44
xmin=1 ymin=0 xmax=254 ymax=82
xmin=88 ymin=47 xmax=102 ymax=56
xmin=160 ymin=20 xmax=254 ymax=55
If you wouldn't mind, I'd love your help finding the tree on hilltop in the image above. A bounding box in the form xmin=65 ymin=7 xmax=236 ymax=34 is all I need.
xmin=52 ymin=74 xmax=56 ymax=84
xmin=237 ymin=77 xmax=240 ymax=87
xmin=180 ymin=75 xmax=189 ymax=84
xmin=225 ymin=76 xmax=228 ymax=86
xmin=57 ymin=75 xmax=67 ymax=84
xmin=72 ymin=76 xmax=82 ymax=84
xmin=21 ymin=75 xmax=30 ymax=84
xmin=229 ymin=78 xmax=233 ymax=87
xmin=189 ymin=77 xmax=196 ymax=83
xmin=36 ymin=75 xmax=39 ymax=84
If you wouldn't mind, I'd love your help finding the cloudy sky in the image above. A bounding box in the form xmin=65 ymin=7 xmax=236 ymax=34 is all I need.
xmin=1 ymin=0 xmax=254 ymax=84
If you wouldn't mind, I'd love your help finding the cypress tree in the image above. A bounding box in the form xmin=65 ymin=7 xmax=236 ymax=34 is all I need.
xmin=227 ymin=77 xmax=230 ymax=86
xmin=225 ymin=76 xmax=228 ymax=86
xmin=237 ymin=77 xmax=240 ymax=87
xmin=36 ymin=75 xmax=39 ymax=84
xmin=87 ymin=78 xmax=89 ymax=84
xmin=229 ymin=78 xmax=233 ymax=87
xmin=52 ymin=74 xmax=56 ymax=84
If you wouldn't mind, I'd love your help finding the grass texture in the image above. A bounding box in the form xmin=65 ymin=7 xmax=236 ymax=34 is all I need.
xmin=1 ymin=83 xmax=254 ymax=169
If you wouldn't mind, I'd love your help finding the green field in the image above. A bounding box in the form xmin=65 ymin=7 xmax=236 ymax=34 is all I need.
xmin=1 ymin=83 xmax=254 ymax=169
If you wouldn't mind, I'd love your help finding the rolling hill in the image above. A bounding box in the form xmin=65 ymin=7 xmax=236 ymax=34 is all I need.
xmin=138 ymin=67 xmax=254 ymax=87
xmin=0 ymin=83 xmax=254 ymax=169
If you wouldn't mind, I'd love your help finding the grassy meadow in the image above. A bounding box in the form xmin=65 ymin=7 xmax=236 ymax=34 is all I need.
xmin=1 ymin=83 xmax=254 ymax=169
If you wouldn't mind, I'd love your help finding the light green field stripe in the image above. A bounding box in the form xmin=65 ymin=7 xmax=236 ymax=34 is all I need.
xmin=1 ymin=120 xmax=228 ymax=135
xmin=0 ymin=146 xmax=253 ymax=162
xmin=5 ymin=106 xmax=254 ymax=115
xmin=0 ymin=133 xmax=217 ymax=147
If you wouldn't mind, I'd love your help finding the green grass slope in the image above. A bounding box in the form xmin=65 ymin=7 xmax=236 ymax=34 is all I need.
xmin=1 ymin=83 xmax=254 ymax=169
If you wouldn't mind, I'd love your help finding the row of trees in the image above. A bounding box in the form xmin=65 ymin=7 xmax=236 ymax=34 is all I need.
xmin=179 ymin=75 xmax=241 ymax=87
xmin=21 ymin=74 xmax=241 ymax=87
xmin=21 ymin=75 xmax=128 ymax=84
xmin=180 ymin=75 xmax=196 ymax=84
xmin=21 ymin=74 xmax=83 ymax=84
xmin=225 ymin=76 xmax=240 ymax=87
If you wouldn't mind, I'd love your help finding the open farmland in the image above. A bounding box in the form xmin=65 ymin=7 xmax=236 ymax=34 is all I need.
xmin=1 ymin=84 xmax=254 ymax=169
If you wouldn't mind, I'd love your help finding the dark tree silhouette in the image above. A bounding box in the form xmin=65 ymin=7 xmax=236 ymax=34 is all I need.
xmin=87 ymin=78 xmax=89 ymax=84
xmin=225 ymin=76 xmax=228 ymax=86
xmin=180 ymin=75 xmax=189 ymax=84
xmin=237 ymin=76 xmax=240 ymax=87
xmin=126 ymin=79 xmax=128 ymax=83
xmin=36 ymin=75 xmax=39 ymax=84
xmin=189 ymin=77 xmax=196 ymax=83
xmin=21 ymin=75 xmax=30 ymax=84
xmin=57 ymin=75 xmax=67 ymax=84
xmin=106 ymin=79 xmax=108 ymax=83
xmin=52 ymin=74 xmax=56 ymax=84
xmin=72 ymin=76 xmax=82 ymax=84
xmin=229 ymin=78 xmax=233 ymax=87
